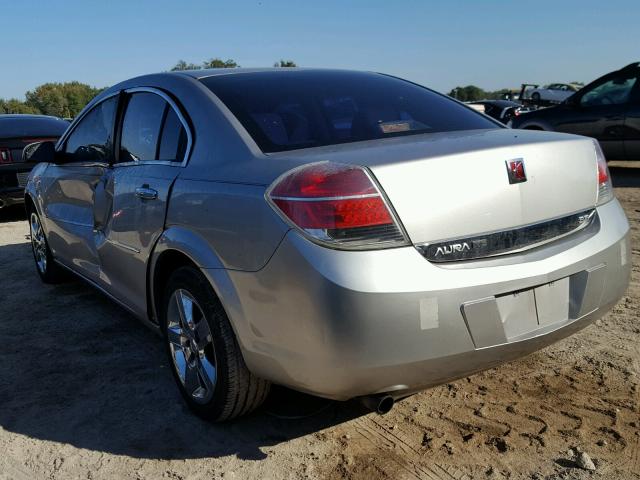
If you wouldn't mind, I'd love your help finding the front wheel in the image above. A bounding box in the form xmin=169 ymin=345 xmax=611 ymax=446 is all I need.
xmin=29 ymin=211 xmax=67 ymax=284
xmin=162 ymin=266 xmax=270 ymax=421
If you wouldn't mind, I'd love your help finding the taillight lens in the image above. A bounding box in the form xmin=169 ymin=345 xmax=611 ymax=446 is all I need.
xmin=594 ymin=140 xmax=613 ymax=205
xmin=0 ymin=148 xmax=12 ymax=164
xmin=267 ymin=162 xmax=408 ymax=249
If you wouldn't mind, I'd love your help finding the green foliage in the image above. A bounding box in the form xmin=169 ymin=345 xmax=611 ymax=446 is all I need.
xmin=274 ymin=60 xmax=297 ymax=67
xmin=0 ymin=98 xmax=39 ymax=114
xmin=170 ymin=60 xmax=202 ymax=71
xmin=171 ymin=58 xmax=240 ymax=71
xmin=1 ymin=81 xmax=104 ymax=118
xmin=203 ymin=58 xmax=239 ymax=68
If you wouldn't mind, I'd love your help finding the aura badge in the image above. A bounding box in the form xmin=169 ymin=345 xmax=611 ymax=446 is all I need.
xmin=506 ymin=158 xmax=527 ymax=184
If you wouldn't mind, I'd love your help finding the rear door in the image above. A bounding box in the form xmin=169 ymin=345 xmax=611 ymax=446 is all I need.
xmin=555 ymin=71 xmax=638 ymax=159
xmin=98 ymin=88 xmax=190 ymax=316
xmin=41 ymin=95 xmax=119 ymax=281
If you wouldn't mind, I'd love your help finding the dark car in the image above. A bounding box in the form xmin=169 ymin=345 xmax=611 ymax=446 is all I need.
xmin=510 ymin=62 xmax=640 ymax=160
xmin=0 ymin=115 xmax=69 ymax=209
xmin=468 ymin=100 xmax=522 ymax=124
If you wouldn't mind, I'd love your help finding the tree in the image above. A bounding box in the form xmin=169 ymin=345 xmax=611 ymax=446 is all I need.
xmin=203 ymin=58 xmax=239 ymax=69
xmin=170 ymin=60 xmax=202 ymax=71
xmin=0 ymin=98 xmax=39 ymax=114
xmin=274 ymin=59 xmax=297 ymax=67
xmin=23 ymin=82 xmax=104 ymax=118
xmin=448 ymin=85 xmax=487 ymax=102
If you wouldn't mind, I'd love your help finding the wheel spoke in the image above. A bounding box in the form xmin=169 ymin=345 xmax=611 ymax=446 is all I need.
xmin=167 ymin=325 xmax=184 ymax=347
xmin=184 ymin=362 xmax=200 ymax=395
xmin=193 ymin=319 xmax=212 ymax=350
xmin=198 ymin=356 xmax=216 ymax=393
xmin=173 ymin=348 xmax=188 ymax=382
xmin=175 ymin=290 xmax=194 ymax=330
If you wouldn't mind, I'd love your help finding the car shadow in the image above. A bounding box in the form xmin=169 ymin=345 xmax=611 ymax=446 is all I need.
xmin=0 ymin=240 xmax=368 ymax=461
xmin=610 ymin=165 xmax=640 ymax=188
xmin=0 ymin=205 xmax=27 ymax=223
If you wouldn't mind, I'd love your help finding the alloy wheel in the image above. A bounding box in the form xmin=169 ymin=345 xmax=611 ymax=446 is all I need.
xmin=166 ymin=289 xmax=217 ymax=403
xmin=30 ymin=212 xmax=47 ymax=273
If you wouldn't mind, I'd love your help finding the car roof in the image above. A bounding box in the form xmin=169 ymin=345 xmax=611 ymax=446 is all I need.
xmin=0 ymin=114 xmax=69 ymax=139
xmin=0 ymin=114 xmax=66 ymax=121
xmin=171 ymin=67 xmax=358 ymax=80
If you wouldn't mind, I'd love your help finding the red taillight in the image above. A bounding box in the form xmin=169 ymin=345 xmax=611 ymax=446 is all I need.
xmin=0 ymin=148 xmax=12 ymax=164
xmin=597 ymin=161 xmax=608 ymax=184
xmin=594 ymin=140 xmax=613 ymax=205
xmin=268 ymin=162 xmax=407 ymax=249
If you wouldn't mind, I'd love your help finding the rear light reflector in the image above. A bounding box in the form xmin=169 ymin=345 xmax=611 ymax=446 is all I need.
xmin=0 ymin=148 xmax=12 ymax=164
xmin=267 ymin=162 xmax=408 ymax=249
xmin=594 ymin=140 xmax=613 ymax=206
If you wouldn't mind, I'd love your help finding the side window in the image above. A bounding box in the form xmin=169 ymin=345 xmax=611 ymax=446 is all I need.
xmin=64 ymin=96 xmax=117 ymax=162
xmin=119 ymin=91 xmax=187 ymax=163
xmin=580 ymin=74 xmax=638 ymax=106
xmin=158 ymin=107 xmax=187 ymax=161
xmin=120 ymin=92 xmax=165 ymax=162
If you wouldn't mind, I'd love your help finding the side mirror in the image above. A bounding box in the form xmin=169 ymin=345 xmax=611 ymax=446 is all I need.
xmin=23 ymin=141 xmax=61 ymax=164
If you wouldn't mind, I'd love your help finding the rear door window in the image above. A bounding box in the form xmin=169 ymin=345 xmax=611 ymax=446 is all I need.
xmin=119 ymin=92 xmax=187 ymax=163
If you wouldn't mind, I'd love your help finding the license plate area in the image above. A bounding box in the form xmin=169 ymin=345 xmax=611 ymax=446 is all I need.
xmin=461 ymin=265 xmax=606 ymax=348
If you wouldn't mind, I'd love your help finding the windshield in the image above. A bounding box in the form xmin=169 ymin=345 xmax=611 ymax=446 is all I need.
xmin=200 ymin=70 xmax=498 ymax=153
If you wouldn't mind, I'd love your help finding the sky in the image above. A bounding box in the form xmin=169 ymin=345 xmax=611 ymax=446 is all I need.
xmin=1 ymin=0 xmax=639 ymax=99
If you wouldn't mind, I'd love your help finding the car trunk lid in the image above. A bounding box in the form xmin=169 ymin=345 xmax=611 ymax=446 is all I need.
xmin=273 ymin=129 xmax=598 ymax=249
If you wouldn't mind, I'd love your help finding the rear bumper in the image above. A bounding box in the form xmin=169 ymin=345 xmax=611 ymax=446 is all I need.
xmin=210 ymin=199 xmax=630 ymax=400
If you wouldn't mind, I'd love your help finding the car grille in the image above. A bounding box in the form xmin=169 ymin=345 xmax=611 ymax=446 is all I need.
xmin=417 ymin=209 xmax=597 ymax=263
xmin=16 ymin=171 xmax=30 ymax=187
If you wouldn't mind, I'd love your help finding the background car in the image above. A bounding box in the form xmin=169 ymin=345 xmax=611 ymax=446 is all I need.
xmin=510 ymin=62 xmax=640 ymax=160
xmin=0 ymin=114 xmax=69 ymax=209
xmin=468 ymin=100 xmax=522 ymax=124
xmin=24 ymin=69 xmax=629 ymax=422
xmin=527 ymin=83 xmax=580 ymax=103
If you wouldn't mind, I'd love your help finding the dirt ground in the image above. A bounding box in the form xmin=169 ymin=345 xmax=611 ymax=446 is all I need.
xmin=0 ymin=164 xmax=638 ymax=480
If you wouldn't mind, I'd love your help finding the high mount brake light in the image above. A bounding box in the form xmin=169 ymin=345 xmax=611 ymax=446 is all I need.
xmin=594 ymin=140 xmax=613 ymax=206
xmin=267 ymin=162 xmax=408 ymax=249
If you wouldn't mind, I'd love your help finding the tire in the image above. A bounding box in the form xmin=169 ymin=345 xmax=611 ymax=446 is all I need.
xmin=161 ymin=266 xmax=270 ymax=421
xmin=531 ymin=92 xmax=541 ymax=102
xmin=28 ymin=210 xmax=67 ymax=284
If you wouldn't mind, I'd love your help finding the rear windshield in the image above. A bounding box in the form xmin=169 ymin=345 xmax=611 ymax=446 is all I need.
xmin=200 ymin=71 xmax=498 ymax=153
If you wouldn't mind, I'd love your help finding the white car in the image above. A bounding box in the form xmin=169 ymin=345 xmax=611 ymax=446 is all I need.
xmin=528 ymin=83 xmax=580 ymax=103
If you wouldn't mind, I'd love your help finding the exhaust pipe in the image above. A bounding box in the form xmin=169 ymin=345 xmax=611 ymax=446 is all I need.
xmin=360 ymin=394 xmax=395 ymax=415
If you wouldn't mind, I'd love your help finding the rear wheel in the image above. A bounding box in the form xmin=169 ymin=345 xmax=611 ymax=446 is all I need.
xmin=161 ymin=266 xmax=270 ymax=421
xmin=531 ymin=92 xmax=541 ymax=102
xmin=29 ymin=211 xmax=67 ymax=284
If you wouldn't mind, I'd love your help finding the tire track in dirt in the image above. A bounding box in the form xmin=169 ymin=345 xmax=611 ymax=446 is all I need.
xmin=351 ymin=416 xmax=470 ymax=480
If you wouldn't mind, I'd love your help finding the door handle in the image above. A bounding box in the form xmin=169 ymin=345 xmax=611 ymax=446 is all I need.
xmin=135 ymin=185 xmax=158 ymax=200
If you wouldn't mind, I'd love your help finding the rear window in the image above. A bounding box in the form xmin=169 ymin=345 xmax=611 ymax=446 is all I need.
xmin=200 ymin=71 xmax=498 ymax=153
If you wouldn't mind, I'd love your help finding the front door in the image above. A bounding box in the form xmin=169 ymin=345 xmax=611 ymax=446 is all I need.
xmin=96 ymin=89 xmax=190 ymax=316
xmin=41 ymin=95 xmax=119 ymax=281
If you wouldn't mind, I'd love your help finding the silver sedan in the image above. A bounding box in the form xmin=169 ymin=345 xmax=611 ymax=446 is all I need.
xmin=24 ymin=69 xmax=630 ymax=420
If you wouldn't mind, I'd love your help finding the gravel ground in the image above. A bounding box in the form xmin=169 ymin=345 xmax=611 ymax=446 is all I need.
xmin=0 ymin=164 xmax=638 ymax=480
